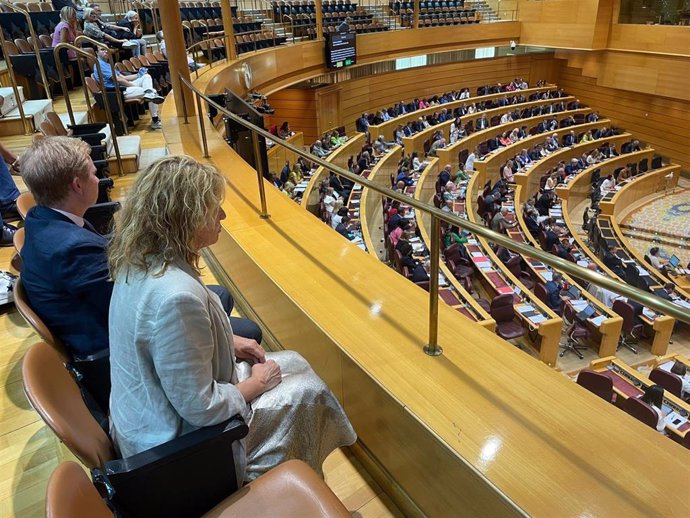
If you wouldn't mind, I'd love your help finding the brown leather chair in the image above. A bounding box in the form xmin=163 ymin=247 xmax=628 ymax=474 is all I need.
xmin=576 ymin=369 xmax=615 ymax=403
xmin=22 ymin=341 xmax=114 ymax=468
xmin=559 ymin=303 xmax=588 ymax=359
xmin=47 ymin=459 xmax=351 ymax=518
xmin=649 ymin=368 xmax=683 ymax=398
xmin=14 ymin=279 xmax=69 ymax=361
xmin=490 ymin=293 xmax=525 ymax=341
xmin=612 ymin=299 xmax=642 ymax=354
xmin=16 ymin=191 xmax=36 ymax=220
xmin=623 ymin=396 xmax=659 ymax=430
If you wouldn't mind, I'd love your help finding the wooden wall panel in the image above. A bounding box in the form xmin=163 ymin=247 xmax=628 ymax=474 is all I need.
xmin=556 ymin=64 xmax=690 ymax=170
xmin=518 ymin=0 xmax=601 ymax=48
xmin=608 ymin=24 xmax=690 ymax=56
xmin=264 ymin=88 xmax=318 ymax=144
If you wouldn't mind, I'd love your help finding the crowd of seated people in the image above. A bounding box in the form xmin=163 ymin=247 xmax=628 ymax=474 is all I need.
xmin=271 ymin=157 xmax=316 ymax=201
xmin=16 ymin=136 xmax=357 ymax=493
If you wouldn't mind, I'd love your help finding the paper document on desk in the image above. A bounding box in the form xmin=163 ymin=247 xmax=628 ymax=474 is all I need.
xmin=571 ymin=301 xmax=588 ymax=311
xmin=475 ymin=261 xmax=492 ymax=268
xmin=467 ymin=239 xmax=478 ymax=245
xmin=590 ymin=315 xmax=606 ymax=327
xmin=541 ymin=271 xmax=553 ymax=281
xmin=637 ymin=267 xmax=649 ymax=276
xmin=517 ymin=304 xmax=534 ymax=313
xmin=673 ymin=299 xmax=690 ymax=309
xmin=577 ymin=260 xmax=589 ymax=267
xmin=664 ymin=412 xmax=688 ymax=430
xmin=471 ymin=252 xmax=484 ymax=257
xmin=528 ymin=314 xmax=548 ymax=324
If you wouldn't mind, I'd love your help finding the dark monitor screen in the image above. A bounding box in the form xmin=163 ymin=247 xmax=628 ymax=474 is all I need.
xmin=325 ymin=31 xmax=356 ymax=69
xmin=577 ymin=304 xmax=596 ymax=320
xmin=669 ymin=255 xmax=680 ymax=268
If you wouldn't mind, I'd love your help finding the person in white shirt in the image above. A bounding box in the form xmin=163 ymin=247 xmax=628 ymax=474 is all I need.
xmin=599 ymin=175 xmax=616 ymax=194
xmin=323 ymin=187 xmax=338 ymax=213
xmin=647 ymin=247 xmax=668 ymax=271
xmin=465 ymin=149 xmax=477 ymax=171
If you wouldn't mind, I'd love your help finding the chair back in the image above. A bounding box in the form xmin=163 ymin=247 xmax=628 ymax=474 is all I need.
xmin=40 ymin=120 xmax=60 ymax=137
xmin=46 ymin=461 xmax=112 ymax=518
xmin=649 ymin=368 xmax=683 ymax=398
xmin=505 ymin=255 xmax=521 ymax=275
xmin=84 ymin=76 xmax=101 ymax=94
xmin=46 ymin=111 xmax=69 ymax=135
xmin=534 ymin=283 xmax=548 ymax=305
xmin=16 ymin=192 xmax=36 ymax=219
xmin=489 ymin=293 xmax=514 ymax=323
xmin=612 ymin=299 xmax=636 ymax=333
xmin=14 ymin=278 xmax=69 ymax=360
xmin=576 ymin=369 xmax=613 ymax=402
xmin=622 ymin=397 xmax=659 ymax=430
xmin=22 ymin=342 xmax=116 ymax=468
xmin=13 ymin=226 xmax=25 ymax=254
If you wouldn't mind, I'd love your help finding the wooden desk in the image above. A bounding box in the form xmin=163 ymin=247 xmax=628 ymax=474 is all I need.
xmin=414 ymin=165 xmax=496 ymax=329
xmin=368 ymin=85 xmax=559 ymax=141
xmin=466 ymin=173 xmax=562 ymax=366
xmin=301 ymin=133 xmax=365 ymax=214
xmin=437 ymin=107 xmax=589 ymax=172
xmin=473 ymin=120 xmax=611 ymax=180
xmin=360 ymin=145 xmax=403 ymax=261
xmin=590 ymin=357 xmax=690 ymax=439
xmin=510 ymin=186 xmax=622 ymax=358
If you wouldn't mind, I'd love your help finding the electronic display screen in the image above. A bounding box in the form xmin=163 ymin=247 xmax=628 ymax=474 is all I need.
xmin=325 ymin=32 xmax=356 ymax=69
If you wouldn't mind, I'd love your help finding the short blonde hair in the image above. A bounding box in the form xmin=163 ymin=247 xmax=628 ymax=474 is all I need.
xmin=21 ymin=136 xmax=92 ymax=207
xmin=60 ymin=6 xmax=76 ymax=24
xmin=108 ymin=155 xmax=226 ymax=279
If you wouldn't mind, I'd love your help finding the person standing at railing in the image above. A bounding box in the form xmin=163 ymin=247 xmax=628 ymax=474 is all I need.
xmin=92 ymin=47 xmax=164 ymax=130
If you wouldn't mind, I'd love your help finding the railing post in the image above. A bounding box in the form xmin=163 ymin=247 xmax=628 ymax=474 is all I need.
xmin=424 ymin=215 xmax=443 ymax=356
xmin=250 ymin=131 xmax=270 ymax=219
xmin=180 ymin=79 xmax=189 ymax=124
xmin=195 ymin=92 xmax=210 ymax=158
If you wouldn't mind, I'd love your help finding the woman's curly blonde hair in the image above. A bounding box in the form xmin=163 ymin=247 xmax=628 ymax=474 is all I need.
xmin=109 ymin=155 xmax=226 ymax=279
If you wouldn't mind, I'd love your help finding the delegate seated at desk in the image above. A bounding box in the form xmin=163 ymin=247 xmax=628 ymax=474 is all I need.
xmin=545 ymin=272 xmax=570 ymax=312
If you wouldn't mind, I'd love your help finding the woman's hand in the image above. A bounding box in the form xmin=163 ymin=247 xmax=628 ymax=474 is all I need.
xmin=234 ymin=335 xmax=265 ymax=364
xmin=251 ymin=360 xmax=282 ymax=392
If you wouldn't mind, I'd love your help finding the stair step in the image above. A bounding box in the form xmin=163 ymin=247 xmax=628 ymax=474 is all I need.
xmin=0 ymin=86 xmax=25 ymax=116
xmin=0 ymin=98 xmax=53 ymax=135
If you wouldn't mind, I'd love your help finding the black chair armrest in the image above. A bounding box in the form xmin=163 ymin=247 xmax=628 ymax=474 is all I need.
xmin=89 ymin=145 xmax=107 ymax=161
xmin=85 ymin=201 xmax=120 ymax=234
xmin=69 ymin=123 xmax=107 ymax=135
xmin=79 ymin=133 xmax=107 ymax=146
xmin=94 ymin=415 xmax=249 ymax=518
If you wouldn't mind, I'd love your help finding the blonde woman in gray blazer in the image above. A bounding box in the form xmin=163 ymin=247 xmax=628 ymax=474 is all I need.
xmin=108 ymin=156 xmax=356 ymax=483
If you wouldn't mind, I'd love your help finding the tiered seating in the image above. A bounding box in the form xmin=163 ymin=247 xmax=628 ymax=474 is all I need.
xmin=390 ymin=0 xmax=481 ymax=27
xmin=586 ymin=356 xmax=690 ymax=443
xmin=235 ymin=30 xmax=287 ymax=54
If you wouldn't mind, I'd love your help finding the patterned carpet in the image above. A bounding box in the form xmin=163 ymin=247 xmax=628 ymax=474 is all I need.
xmin=622 ymin=178 xmax=690 ymax=266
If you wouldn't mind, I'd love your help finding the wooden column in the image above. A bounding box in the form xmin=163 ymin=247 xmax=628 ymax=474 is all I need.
xmin=158 ymin=0 xmax=195 ymax=117
xmin=220 ymin=0 xmax=237 ymax=60
xmin=413 ymin=0 xmax=420 ymax=29
xmin=315 ymin=0 xmax=323 ymax=40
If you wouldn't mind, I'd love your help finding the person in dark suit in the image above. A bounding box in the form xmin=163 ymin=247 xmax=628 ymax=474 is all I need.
xmin=544 ymin=272 xmax=567 ymax=313
xmin=602 ymin=245 xmax=626 ymax=278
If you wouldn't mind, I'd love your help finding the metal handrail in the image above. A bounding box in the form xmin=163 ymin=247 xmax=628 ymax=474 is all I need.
xmin=74 ymin=34 xmax=130 ymax=135
xmin=53 ymin=42 xmax=123 ymax=174
xmin=177 ymin=74 xmax=690 ymax=355
xmin=0 ymin=23 xmax=30 ymax=133
xmin=0 ymin=0 xmax=51 ymax=101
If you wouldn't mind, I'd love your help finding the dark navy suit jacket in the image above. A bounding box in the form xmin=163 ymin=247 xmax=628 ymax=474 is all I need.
xmin=21 ymin=205 xmax=113 ymax=356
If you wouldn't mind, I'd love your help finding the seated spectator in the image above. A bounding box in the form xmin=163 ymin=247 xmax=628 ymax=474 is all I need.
xmin=501 ymin=160 xmax=515 ymax=183
xmin=491 ymin=207 xmax=517 ymax=233
xmin=157 ymin=30 xmax=202 ymax=70
xmin=278 ymin=121 xmax=293 ymax=139
xmin=602 ymin=245 xmax=626 ymax=277
xmin=465 ymin=149 xmax=478 ymax=171
xmin=116 ymin=10 xmax=148 ymax=57
xmin=331 ymin=206 xmax=348 ymax=230
xmin=83 ymin=6 xmax=141 ymax=56
xmin=107 ymin=155 xmax=356 ymax=479
xmin=648 ymin=247 xmax=669 ymax=272
xmin=335 ymin=214 xmax=356 ymax=240
xmin=599 ymin=174 xmax=616 ymax=194
xmin=398 ymin=241 xmax=429 ymax=283
xmin=311 ymin=140 xmax=328 ymax=158
xmin=389 ymin=219 xmax=409 ymax=248
xmin=52 ymin=7 xmax=80 ymax=61
xmin=322 ymin=186 xmax=338 ymax=213
xmin=0 ymin=143 xmax=20 ymax=245
xmin=544 ymin=272 xmax=566 ymax=312
xmin=93 ymin=47 xmax=164 ymax=130
xmin=669 ymin=362 xmax=690 ymax=400
xmin=442 ymin=181 xmax=456 ymax=202
xmin=640 ymin=385 xmax=667 ymax=432
xmin=428 ymin=138 xmax=446 ymax=157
